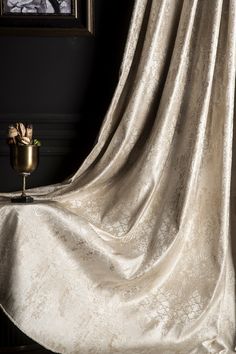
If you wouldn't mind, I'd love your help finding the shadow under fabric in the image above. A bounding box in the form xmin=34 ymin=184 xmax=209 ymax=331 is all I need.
xmin=0 ymin=0 xmax=236 ymax=353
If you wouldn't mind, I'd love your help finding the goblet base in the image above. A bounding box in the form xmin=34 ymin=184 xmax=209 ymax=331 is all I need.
xmin=11 ymin=195 xmax=34 ymax=203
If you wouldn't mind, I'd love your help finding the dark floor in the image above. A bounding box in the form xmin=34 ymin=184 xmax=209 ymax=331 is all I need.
xmin=0 ymin=310 xmax=56 ymax=353
xmin=0 ymin=344 xmax=55 ymax=353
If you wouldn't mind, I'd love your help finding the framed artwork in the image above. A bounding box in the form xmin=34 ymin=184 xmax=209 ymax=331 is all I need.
xmin=0 ymin=0 xmax=94 ymax=35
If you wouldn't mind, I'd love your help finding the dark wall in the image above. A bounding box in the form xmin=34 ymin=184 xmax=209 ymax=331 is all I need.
xmin=0 ymin=0 xmax=134 ymax=192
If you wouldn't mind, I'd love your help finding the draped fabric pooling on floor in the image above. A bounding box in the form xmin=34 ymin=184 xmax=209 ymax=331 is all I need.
xmin=0 ymin=0 xmax=236 ymax=353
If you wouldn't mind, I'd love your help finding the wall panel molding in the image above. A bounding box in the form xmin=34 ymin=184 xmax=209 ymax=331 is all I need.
xmin=0 ymin=113 xmax=81 ymax=156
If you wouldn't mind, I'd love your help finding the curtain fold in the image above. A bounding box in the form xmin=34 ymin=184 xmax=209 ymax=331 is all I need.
xmin=0 ymin=0 xmax=236 ymax=353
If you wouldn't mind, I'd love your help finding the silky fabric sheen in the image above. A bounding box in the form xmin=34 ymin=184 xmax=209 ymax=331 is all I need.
xmin=0 ymin=0 xmax=236 ymax=353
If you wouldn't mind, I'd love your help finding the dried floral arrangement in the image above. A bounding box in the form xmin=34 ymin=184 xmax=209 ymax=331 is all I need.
xmin=7 ymin=123 xmax=41 ymax=146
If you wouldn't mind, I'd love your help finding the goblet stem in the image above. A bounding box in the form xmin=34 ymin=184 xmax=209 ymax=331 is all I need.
xmin=21 ymin=173 xmax=30 ymax=197
xmin=22 ymin=174 xmax=26 ymax=197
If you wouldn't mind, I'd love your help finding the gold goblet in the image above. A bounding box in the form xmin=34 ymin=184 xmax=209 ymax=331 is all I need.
xmin=10 ymin=145 xmax=39 ymax=203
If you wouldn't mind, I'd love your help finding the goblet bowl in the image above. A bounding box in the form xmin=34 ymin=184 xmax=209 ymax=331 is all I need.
xmin=10 ymin=145 xmax=39 ymax=203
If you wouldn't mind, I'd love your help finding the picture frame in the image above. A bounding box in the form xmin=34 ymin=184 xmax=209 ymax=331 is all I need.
xmin=0 ymin=0 xmax=94 ymax=35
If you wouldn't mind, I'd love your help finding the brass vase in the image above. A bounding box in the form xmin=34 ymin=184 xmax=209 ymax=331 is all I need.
xmin=10 ymin=145 xmax=39 ymax=203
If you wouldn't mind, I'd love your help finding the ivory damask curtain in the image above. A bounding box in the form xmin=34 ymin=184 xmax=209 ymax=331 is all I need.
xmin=0 ymin=0 xmax=236 ymax=353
